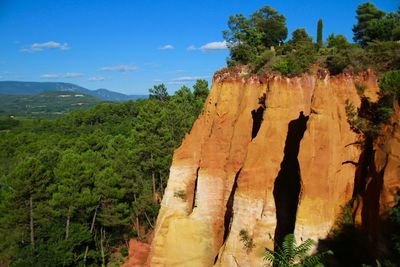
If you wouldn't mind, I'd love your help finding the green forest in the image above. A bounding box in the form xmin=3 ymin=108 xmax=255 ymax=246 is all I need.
xmin=0 ymin=81 xmax=208 ymax=266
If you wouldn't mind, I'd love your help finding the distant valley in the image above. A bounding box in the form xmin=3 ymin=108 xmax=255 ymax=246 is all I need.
xmin=0 ymin=81 xmax=147 ymax=118
xmin=0 ymin=91 xmax=105 ymax=118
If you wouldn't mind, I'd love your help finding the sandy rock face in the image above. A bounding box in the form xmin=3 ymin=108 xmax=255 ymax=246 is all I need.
xmin=147 ymin=70 xmax=397 ymax=267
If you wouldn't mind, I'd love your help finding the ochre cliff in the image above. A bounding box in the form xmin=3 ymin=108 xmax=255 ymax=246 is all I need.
xmin=147 ymin=69 xmax=399 ymax=267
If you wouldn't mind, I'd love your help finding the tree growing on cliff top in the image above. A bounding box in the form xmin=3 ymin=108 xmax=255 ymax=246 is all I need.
xmin=353 ymin=2 xmax=400 ymax=46
xmin=223 ymin=5 xmax=287 ymax=66
xmin=353 ymin=2 xmax=386 ymax=46
xmin=271 ymin=28 xmax=317 ymax=76
xmin=317 ymin=19 xmax=323 ymax=48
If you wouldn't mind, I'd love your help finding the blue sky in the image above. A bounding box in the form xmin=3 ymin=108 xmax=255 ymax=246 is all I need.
xmin=0 ymin=0 xmax=397 ymax=95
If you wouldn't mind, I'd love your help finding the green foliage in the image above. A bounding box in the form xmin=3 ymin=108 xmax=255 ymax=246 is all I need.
xmin=353 ymin=2 xmax=386 ymax=46
xmin=327 ymin=34 xmax=350 ymax=50
xmin=271 ymin=28 xmax=317 ymax=76
xmin=345 ymin=98 xmax=389 ymax=139
xmin=317 ymin=19 xmax=323 ymax=48
xmin=366 ymin=41 xmax=400 ymax=73
xmin=0 ymin=82 xmax=207 ymax=266
xmin=223 ymin=3 xmax=399 ymax=76
xmin=239 ymin=229 xmax=256 ymax=252
xmin=353 ymin=2 xmax=400 ymax=46
xmin=149 ymin=84 xmax=169 ymax=101
xmin=290 ymin=28 xmax=313 ymax=45
xmin=251 ymin=6 xmax=288 ymax=47
xmin=326 ymin=35 xmax=369 ymax=75
xmin=345 ymin=69 xmax=398 ymax=141
xmin=120 ymin=246 xmax=129 ymax=257
xmin=0 ymin=91 xmax=104 ymax=118
xmin=379 ymin=70 xmax=400 ymax=100
xmin=0 ymin=117 xmax=20 ymax=130
xmin=224 ymin=5 xmax=287 ymax=66
xmin=253 ymin=49 xmax=275 ymax=73
xmin=193 ymin=79 xmax=209 ymax=100
xmin=272 ymin=58 xmax=301 ymax=76
xmin=288 ymin=29 xmax=318 ymax=72
xmin=264 ymin=234 xmax=331 ymax=267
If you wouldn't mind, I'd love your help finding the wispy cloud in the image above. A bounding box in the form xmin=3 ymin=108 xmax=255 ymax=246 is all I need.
xmin=100 ymin=64 xmax=138 ymax=72
xmin=21 ymin=41 xmax=70 ymax=53
xmin=200 ymin=41 xmax=227 ymax=51
xmin=158 ymin=44 xmax=174 ymax=50
xmin=168 ymin=76 xmax=208 ymax=84
xmin=187 ymin=45 xmax=197 ymax=51
xmin=41 ymin=72 xmax=82 ymax=79
xmin=88 ymin=76 xmax=106 ymax=81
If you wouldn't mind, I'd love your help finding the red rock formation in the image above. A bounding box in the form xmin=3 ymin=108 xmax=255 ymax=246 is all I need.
xmin=147 ymin=69 xmax=399 ymax=267
xmin=121 ymin=239 xmax=150 ymax=267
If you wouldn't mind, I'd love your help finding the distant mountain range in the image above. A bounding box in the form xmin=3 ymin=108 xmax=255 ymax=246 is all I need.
xmin=0 ymin=81 xmax=147 ymax=102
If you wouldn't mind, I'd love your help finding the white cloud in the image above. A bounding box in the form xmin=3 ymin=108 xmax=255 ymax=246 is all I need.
xmin=100 ymin=64 xmax=138 ymax=72
xmin=187 ymin=45 xmax=197 ymax=51
xmin=21 ymin=41 xmax=70 ymax=53
xmin=41 ymin=72 xmax=82 ymax=79
xmin=168 ymin=76 xmax=208 ymax=84
xmin=200 ymin=41 xmax=227 ymax=51
xmin=158 ymin=44 xmax=174 ymax=50
xmin=88 ymin=76 xmax=106 ymax=81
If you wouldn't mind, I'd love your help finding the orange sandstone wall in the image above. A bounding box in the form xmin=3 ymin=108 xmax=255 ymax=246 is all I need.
xmin=147 ymin=70 xmax=398 ymax=267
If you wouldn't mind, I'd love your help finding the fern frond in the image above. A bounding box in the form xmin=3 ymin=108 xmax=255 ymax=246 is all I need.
xmin=264 ymin=248 xmax=289 ymax=267
xmin=263 ymin=248 xmax=275 ymax=265
xmin=282 ymin=234 xmax=296 ymax=264
xmin=295 ymin=238 xmax=315 ymax=258
xmin=302 ymin=250 xmax=333 ymax=267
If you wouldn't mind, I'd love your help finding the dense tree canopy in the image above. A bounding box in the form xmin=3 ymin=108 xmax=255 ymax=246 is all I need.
xmin=223 ymin=5 xmax=287 ymax=66
xmin=0 ymin=81 xmax=208 ymax=266
xmin=224 ymin=2 xmax=400 ymax=77
xmin=353 ymin=2 xmax=400 ymax=46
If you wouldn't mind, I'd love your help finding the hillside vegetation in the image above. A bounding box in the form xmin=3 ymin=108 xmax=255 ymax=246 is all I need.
xmin=224 ymin=3 xmax=400 ymax=76
xmin=0 ymin=91 xmax=105 ymax=118
xmin=0 ymin=81 xmax=208 ymax=266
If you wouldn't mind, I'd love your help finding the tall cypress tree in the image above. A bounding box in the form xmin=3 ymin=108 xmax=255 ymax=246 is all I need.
xmin=317 ymin=18 xmax=323 ymax=48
